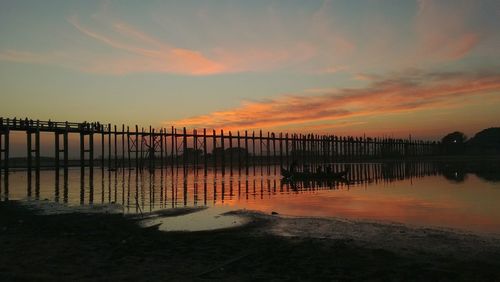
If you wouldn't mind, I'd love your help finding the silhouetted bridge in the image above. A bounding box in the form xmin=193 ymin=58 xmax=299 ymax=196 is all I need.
xmin=0 ymin=117 xmax=440 ymax=177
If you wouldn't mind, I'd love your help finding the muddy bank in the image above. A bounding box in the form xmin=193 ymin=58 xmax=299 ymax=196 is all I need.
xmin=1 ymin=202 xmax=500 ymax=281
xmin=235 ymin=211 xmax=500 ymax=260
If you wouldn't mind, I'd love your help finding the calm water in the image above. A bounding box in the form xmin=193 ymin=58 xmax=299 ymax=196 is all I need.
xmin=1 ymin=161 xmax=500 ymax=234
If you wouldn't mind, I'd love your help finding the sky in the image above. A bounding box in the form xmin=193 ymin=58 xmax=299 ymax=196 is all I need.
xmin=1 ymin=0 xmax=499 ymax=140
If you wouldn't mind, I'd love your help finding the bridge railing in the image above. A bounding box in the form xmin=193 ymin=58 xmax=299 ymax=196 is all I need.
xmin=0 ymin=117 xmax=111 ymax=132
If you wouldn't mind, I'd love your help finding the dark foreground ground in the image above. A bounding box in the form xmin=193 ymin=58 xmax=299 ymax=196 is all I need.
xmin=1 ymin=201 xmax=500 ymax=281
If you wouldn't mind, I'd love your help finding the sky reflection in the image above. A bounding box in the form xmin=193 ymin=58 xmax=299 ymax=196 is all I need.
xmin=1 ymin=162 xmax=500 ymax=234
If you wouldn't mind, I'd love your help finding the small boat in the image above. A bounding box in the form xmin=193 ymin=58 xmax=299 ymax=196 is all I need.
xmin=281 ymin=167 xmax=349 ymax=180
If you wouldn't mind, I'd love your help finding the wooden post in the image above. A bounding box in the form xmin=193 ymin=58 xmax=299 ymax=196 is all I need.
xmin=89 ymin=128 xmax=94 ymax=181
xmin=35 ymin=122 xmax=40 ymax=183
xmin=193 ymin=129 xmax=198 ymax=172
xmin=326 ymin=136 xmax=330 ymax=163
xmin=272 ymin=132 xmax=276 ymax=174
xmin=80 ymin=130 xmax=85 ymax=178
xmin=63 ymin=123 xmax=68 ymax=176
xmin=171 ymin=127 xmax=175 ymax=167
xmin=309 ymin=134 xmax=314 ymax=169
xmin=304 ymin=134 xmax=312 ymax=166
xmin=332 ymin=136 xmax=336 ymax=161
xmin=150 ymin=126 xmax=154 ymax=171
xmin=54 ymin=140 xmax=60 ymax=201
xmin=266 ymin=132 xmax=271 ymax=174
xmin=229 ymin=131 xmax=233 ymax=176
xmin=203 ymin=129 xmax=207 ymax=176
xmin=259 ymin=130 xmax=263 ymax=175
xmin=174 ymin=128 xmax=178 ymax=168
xmin=160 ymin=128 xmax=164 ymax=170
xmin=212 ymin=129 xmax=217 ymax=171
xmin=127 ymin=126 xmax=131 ymax=168
xmin=279 ymin=132 xmax=283 ymax=169
xmin=122 ymin=125 xmax=125 ymax=168
xmin=0 ymin=120 xmax=3 ymax=181
xmin=27 ymin=130 xmax=32 ymax=187
xmin=183 ymin=127 xmax=187 ymax=174
xmin=220 ymin=129 xmax=225 ymax=176
xmin=114 ymin=125 xmax=118 ymax=169
xmin=0 ymin=118 xmax=3 ymax=179
xmin=101 ymin=125 xmax=105 ymax=169
xmin=237 ymin=131 xmax=241 ymax=175
xmin=3 ymin=126 xmax=9 ymax=196
xmin=285 ymin=133 xmax=289 ymax=167
xmin=55 ymin=132 xmax=60 ymax=181
xmin=245 ymin=131 xmax=249 ymax=175
xmin=252 ymin=131 xmax=256 ymax=175
xmin=141 ymin=127 xmax=145 ymax=171
xmin=135 ymin=125 xmax=139 ymax=171
xmin=344 ymin=136 xmax=349 ymax=161
xmin=302 ymin=134 xmax=306 ymax=170
xmin=108 ymin=124 xmax=112 ymax=170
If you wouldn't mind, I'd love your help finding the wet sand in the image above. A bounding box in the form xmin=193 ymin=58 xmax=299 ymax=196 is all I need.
xmin=1 ymin=201 xmax=500 ymax=281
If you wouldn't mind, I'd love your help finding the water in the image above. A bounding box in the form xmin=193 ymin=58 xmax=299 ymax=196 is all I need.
xmin=1 ymin=161 xmax=500 ymax=234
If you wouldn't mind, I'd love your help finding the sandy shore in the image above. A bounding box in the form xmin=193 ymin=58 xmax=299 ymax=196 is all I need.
xmin=1 ymin=201 xmax=500 ymax=281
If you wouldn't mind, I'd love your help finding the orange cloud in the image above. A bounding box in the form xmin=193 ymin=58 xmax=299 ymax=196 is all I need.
xmin=67 ymin=16 xmax=226 ymax=75
xmin=0 ymin=15 xmax=317 ymax=75
xmin=169 ymin=70 xmax=500 ymax=130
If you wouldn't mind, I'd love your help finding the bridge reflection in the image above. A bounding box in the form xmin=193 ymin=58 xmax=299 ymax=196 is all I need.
xmin=1 ymin=161 xmax=499 ymax=213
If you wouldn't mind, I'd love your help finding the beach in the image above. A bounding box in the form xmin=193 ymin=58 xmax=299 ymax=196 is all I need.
xmin=1 ymin=201 xmax=500 ymax=281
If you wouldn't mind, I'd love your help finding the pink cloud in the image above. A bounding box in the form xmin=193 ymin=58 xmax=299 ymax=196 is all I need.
xmin=415 ymin=0 xmax=483 ymax=61
xmin=68 ymin=16 xmax=226 ymax=75
xmin=446 ymin=33 xmax=480 ymax=60
xmin=169 ymin=70 xmax=500 ymax=130
xmin=0 ymin=15 xmax=317 ymax=75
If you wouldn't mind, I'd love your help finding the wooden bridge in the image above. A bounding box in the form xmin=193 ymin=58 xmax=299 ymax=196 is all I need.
xmin=0 ymin=117 xmax=440 ymax=178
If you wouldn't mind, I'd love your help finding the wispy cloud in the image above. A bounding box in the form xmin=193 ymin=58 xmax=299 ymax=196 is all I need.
xmin=0 ymin=1 xmax=497 ymax=76
xmin=169 ymin=70 xmax=500 ymax=130
xmin=0 ymin=16 xmax=228 ymax=75
xmin=0 ymin=50 xmax=51 ymax=64
xmin=67 ymin=16 xmax=226 ymax=75
xmin=0 ymin=14 xmax=316 ymax=75
xmin=415 ymin=0 xmax=486 ymax=61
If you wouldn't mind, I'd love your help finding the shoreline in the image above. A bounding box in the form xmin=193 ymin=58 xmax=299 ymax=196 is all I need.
xmin=18 ymin=199 xmax=500 ymax=238
xmin=1 ymin=201 xmax=500 ymax=281
xmin=234 ymin=211 xmax=500 ymax=259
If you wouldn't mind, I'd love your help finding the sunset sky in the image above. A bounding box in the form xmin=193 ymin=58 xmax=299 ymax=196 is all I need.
xmin=1 ymin=0 xmax=499 ymax=139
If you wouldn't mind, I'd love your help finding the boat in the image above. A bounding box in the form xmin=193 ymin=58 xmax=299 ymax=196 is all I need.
xmin=281 ymin=167 xmax=349 ymax=180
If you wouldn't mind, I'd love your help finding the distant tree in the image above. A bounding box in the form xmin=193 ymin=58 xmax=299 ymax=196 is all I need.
xmin=441 ymin=131 xmax=467 ymax=155
xmin=441 ymin=131 xmax=467 ymax=144
xmin=182 ymin=148 xmax=203 ymax=163
xmin=467 ymin=127 xmax=500 ymax=154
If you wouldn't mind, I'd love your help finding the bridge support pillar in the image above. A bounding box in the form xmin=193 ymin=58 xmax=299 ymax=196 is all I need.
xmin=0 ymin=119 xmax=9 ymax=198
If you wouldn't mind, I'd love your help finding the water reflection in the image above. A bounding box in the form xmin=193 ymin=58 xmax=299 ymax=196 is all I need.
xmin=440 ymin=161 xmax=500 ymax=183
xmin=1 ymin=161 xmax=500 ymax=233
